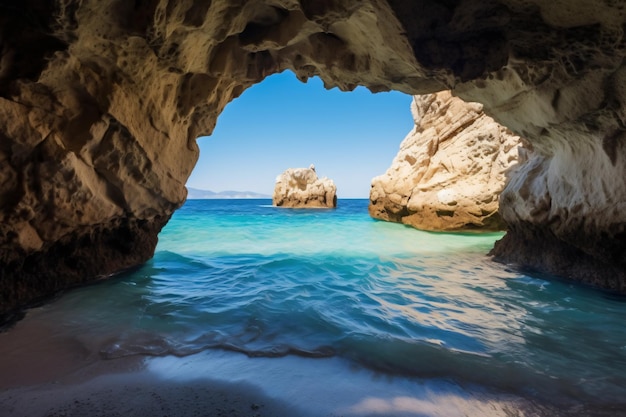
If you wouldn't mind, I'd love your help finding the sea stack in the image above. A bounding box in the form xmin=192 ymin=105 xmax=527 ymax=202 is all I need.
xmin=370 ymin=92 xmax=524 ymax=231
xmin=273 ymin=165 xmax=337 ymax=208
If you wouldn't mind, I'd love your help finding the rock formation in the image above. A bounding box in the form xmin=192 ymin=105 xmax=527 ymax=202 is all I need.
xmin=370 ymin=92 xmax=523 ymax=231
xmin=273 ymin=165 xmax=337 ymax=208
xmin=2 ymin=0 xmax=626 ymax=317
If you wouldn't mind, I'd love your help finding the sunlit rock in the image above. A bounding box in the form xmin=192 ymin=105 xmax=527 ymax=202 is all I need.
xmin=369 ymin=92 xmax=523 ymax=231
xmin=2 ymin=0 xmax=626 ymax=316
xmin=273 ymin=165 xmax=337 ymax=208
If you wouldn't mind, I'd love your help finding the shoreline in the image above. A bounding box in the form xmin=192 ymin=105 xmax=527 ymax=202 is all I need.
xmin=0 ymin=340 xmax=596 ymax=417
xmin=1 ymin=289 xmax=623 ymax=417
xmin=0 ymin=307 xmax=309 ymax=417
xmin=2 ymin=340 xmax=624 ymax=417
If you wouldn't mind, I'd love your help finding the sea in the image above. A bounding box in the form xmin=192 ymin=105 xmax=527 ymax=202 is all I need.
xmin=2 ymin=199 xmax=626 ymax=416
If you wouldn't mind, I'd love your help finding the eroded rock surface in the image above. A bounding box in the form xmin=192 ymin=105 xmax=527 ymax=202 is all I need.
xmin=273 ymin=165 xmax=337 ymax=208
xmin=2 ymin=0 xmax=626 ymax=316
xmin=370 ymin=92 xmax=522 ymax=231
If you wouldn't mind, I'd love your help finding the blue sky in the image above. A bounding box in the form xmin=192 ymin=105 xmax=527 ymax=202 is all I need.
xmin=187 ymin=71 xmax=413 ymax=198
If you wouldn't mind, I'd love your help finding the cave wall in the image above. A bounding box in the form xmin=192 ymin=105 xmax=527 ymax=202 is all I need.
xmin=1 ymin=0 xmax=626 ymax=316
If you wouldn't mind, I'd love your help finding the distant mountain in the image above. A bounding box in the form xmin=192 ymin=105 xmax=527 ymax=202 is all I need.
xmin=187 ymin=187 xmax=271 ymax=199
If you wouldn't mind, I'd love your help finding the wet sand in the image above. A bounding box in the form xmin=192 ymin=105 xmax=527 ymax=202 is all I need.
xmin=1 ymin=369 xmax=307 ymax=417
xmin=0 ymin=315 xmax=519 ymax=417
xmin=0 ymin=314 xmax=308 ymax=417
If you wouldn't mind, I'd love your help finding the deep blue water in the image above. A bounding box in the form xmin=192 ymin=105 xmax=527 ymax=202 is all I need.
xmin=5 ymin=199 xmax=626 ymax=414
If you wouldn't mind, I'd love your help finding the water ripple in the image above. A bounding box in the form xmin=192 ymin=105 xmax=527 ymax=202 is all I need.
xmin=23 ymin=200 xmax=626 ymax=409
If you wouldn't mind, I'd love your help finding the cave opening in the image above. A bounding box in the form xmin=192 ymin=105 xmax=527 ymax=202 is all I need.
xmin=185 ymin=71 xmax=413 ymax=199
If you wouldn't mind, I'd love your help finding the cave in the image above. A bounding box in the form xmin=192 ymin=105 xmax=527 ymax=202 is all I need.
xmin=1 ymin=0 xmax=626 ymax=319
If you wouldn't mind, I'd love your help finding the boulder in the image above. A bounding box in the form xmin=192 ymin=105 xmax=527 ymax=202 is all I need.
xmin=273 ymin=165 xmax=337 ymax=208
xmin=370 ymin=91 xmax=523 ymax=231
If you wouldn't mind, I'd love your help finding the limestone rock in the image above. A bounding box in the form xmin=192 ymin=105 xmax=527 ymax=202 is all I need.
xmin=273 ymin=166 xmax=337 ymax=208
xmin=2 ymin=0 xmax=626 ymax=316
xmin=370 ymin=92 xmax=523 ymax=231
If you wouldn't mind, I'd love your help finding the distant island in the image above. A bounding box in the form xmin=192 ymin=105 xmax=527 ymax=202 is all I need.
xmin=187 ymin=187 xmax=271 ymax=199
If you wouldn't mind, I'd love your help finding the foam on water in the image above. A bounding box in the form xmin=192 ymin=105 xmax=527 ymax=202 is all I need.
xmin=3 ymin=199 xmax=626 ymax=415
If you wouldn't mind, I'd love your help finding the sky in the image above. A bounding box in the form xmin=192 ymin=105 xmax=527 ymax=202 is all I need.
xmin=186 ymin=71 xmax=414 ymax=198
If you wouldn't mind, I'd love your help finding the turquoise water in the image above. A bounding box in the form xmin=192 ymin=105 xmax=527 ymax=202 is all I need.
xmin=5 ymin=199 xmax=626 ymax=414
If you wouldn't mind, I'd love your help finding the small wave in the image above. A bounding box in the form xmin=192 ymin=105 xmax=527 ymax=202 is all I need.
xmin=99 ymin=331 xmax=335 ymax=360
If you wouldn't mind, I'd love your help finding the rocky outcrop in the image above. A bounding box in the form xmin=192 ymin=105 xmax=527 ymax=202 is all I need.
xmin=2 ymin=0 xmax=626 ymax=316
xmin=370 ymin=92 xmax=523 ymax=231
xmin=273 ymin=165 xmax=337 ymax=208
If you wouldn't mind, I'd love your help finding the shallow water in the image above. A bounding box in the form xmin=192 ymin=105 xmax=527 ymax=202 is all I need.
xmin=2 ymin=199 xmax=626 ymax=415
